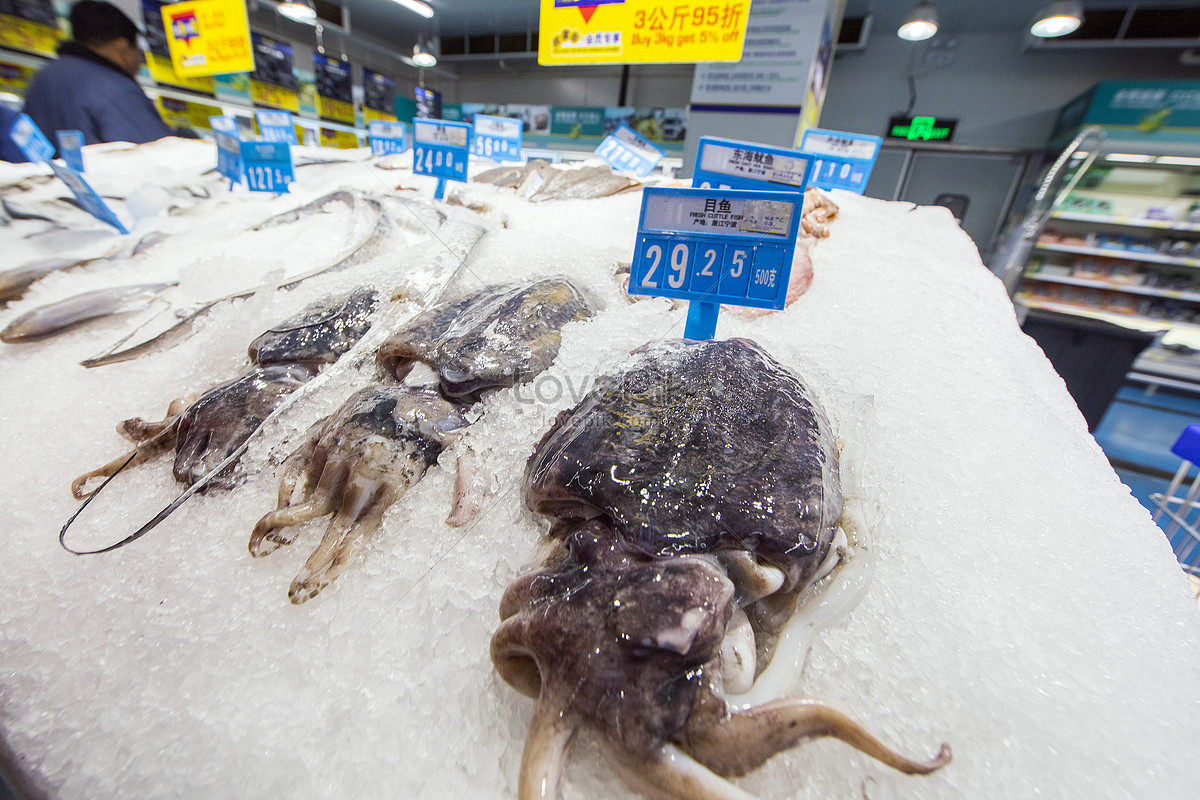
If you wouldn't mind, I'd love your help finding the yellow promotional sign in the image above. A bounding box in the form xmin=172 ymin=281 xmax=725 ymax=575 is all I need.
xmin=0 ymin=13 xmax=61 ymax=57
xmin=251 ymin=81 xmax=300 ymax=113
xmin=538 ymin=0 xmax=749 ymax=65
xmin=145 ymin=52 xmax=215 ymax=94
xmin=161 ymin=0 xmax=254 ymax=78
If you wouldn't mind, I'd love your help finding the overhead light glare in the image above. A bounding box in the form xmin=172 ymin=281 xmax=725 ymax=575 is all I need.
xmin=391 ymin=0 xmax=434 ymax=18
xmin=1105 ymin=153 xmax=1156 ymax=163
xmin=898 ymin=2 xmax=938 ymax=41
xmin=1156 ymin=156 xmax=1200 ymax=166
xmin=1031 ymin=0 xmax=1082 ymax=37
xmin=277 ymin=0 xmax=317 ymax=22
xmin=413 ymin=42 xmax=437 ymax=67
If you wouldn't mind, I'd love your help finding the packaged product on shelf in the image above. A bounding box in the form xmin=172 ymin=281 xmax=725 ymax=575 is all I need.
xmin=1102 ymin=291 xmax=1138 ymax=314
xmin=1105 ymin=260 xmax=1142 ymax=285
xmin=1072 ymin=256 xmax=1106 ymax=279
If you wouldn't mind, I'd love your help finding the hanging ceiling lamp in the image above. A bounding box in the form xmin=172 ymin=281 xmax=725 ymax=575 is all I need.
xmin=391 ymin=0 xmax=434 ymax=18
xmin=1031 ymin=0 xmax=1083 ymax=37
xmin=412 ymin=39 xmax=437 ymax=67
xmin=277 ymin=0 xmax=317 ymax=23
xmin=898 ymin=1 xmax=938 ymax=41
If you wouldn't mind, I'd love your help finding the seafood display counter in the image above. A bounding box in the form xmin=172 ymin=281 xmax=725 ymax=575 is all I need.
xmin=1 ymin=139 xmax=1199 ymax=800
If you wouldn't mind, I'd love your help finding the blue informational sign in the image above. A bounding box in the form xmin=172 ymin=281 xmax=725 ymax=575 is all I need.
xmin=240 ymin=141 xmax=294 ymax=193
xmin=9 ymin=113 xmax=55 ymax=164
xmin=798 ymin=128 xmax=882 ymax=194
xmin=209 ymin=116 xmax=243 ymax=185
xmin=413 ymin=118 xmax=471 ymax=199
xmin=595 ymin=122 xmax=664 ymax=177
xmin=56 ymin=130 xmax=85 ymax=172
xmin=48 ymin=162 xmax=128 ymax=233
xmin=368 ymin=120 xmax=407 ymax=156
xmin=629 ymin=187 xmax=803 ymax=339
xmin=692 ymin=136 xmax=813 ymax=193
xmin=255 ymin=110 xmax=299 ymax=145
xmin=471 ymin=114 xmax=523 ymax=162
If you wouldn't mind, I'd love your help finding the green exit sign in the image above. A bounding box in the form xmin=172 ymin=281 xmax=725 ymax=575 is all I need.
xmin=887 ymin=115 xmax=958 ymax=142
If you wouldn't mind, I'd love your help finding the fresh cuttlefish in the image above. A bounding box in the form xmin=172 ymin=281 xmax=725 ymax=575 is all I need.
xmin=70 ymin=287 xmax=382 ymax=499
xmin=492 ymin=338 xmax=950 ymax=800
xmin=249 ymin=278 xmax=596 ymax=603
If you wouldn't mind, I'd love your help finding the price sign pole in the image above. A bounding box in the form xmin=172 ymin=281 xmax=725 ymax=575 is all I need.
xmin=412 ymin=119 xmax=471 ymax=200
xmin=628 ymin=187 xmax=803 ymax=340
xmin=692 ymin=136 xmax=814 ymax=193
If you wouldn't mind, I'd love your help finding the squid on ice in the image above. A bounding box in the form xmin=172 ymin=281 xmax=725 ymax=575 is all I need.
xmin=492 ymin=338 xmax=950 ymax=799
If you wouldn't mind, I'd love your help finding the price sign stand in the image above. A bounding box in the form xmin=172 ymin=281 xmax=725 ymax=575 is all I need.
xmin=692 ymin=136 xmax=814 ymax=193
xmin=413 ymin=119 xmax=471 ymax=200
xmin=595 ymin=122 xmax=664 ymax=177
xmin=239 ymin=141 xmax=294 ymax=194
xmin=209 ymin=115 xmax=243 ymax=189
xmin=255 ymin=110 xmax=299 ymax=145
xmin=8 ymin=114 xmax=126 ymax=232
xmin=368 ymin=121 xmax=407 ymax=156
xmin=629 ymin=187 xmax=803 ymax=340
xmin=797 ymin=128 xmax=882 ymax=194
xmin=471 ymin=114 xmax=522 ymax=162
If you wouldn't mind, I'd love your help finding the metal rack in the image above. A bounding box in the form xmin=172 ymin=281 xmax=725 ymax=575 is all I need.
xmin=1151 ymin=425 xmax=1200 ymax=576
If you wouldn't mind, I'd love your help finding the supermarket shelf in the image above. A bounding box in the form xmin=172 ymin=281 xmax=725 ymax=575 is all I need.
xmin=1022 ymin=273 xmax=1200 ymax=303
xmin=1013 ymin=296 xmax=1200 ymax=347
xmin=1035 ymin=241 xmax=1200 ymax=269
xmin=1051 ymin=211 xmax=1200 ymax=233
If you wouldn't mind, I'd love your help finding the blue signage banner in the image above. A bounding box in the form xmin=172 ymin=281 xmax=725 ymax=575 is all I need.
xmin=239 ymin=141 xmax=294 ymax=193
xmin=471 ymin=114 xmax=523 ymax=162
xmin=369 ymin=120 xmax=408 ymax=155
xmin=799 ymin=128 xmax=882 ymax=194
xmin=595 ymin=122 xmax=664 ymax=177
xmin=628 ymin=187 xmax=803 ymax=337
xmin=56 ymin=130 xmax=85 ymax=172
xmin=255 ymin=110 xmax=298 ymax=145
xmin=413 ymin=119 xmax=471 ymax=195
xmin=48 ymin=162 xmax=128 ymax=233
xmin=9 ymin=113 xmax=55 ymax=163
xmin=692 ymin=136 xmax=813 ymax=192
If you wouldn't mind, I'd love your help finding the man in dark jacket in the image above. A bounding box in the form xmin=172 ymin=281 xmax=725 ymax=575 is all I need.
xmin=21 ymin=0 xmax=174 ymax=148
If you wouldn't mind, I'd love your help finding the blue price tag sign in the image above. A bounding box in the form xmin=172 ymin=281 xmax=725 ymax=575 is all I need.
xmin=10 ymin=113 xmax=55 ymax=164
xmin=412 ymin=119 xmax=471 ymax=183
xmin=56 ymin=130 xmax=85 ymax=172
xmin=629 ymin=187 xmax=801 ymax=312
xmin=798 ymin=128 xmax=882 ymax=194
xmin=368 ymin=120 xmax=407 ymax=156
xmin=239 ymin=141 xmax=294 ymax=194
xmin=255 ymin=110 xmax=298 ymax=145
xmin=209 ymin=115 xmax=243 ymax=184
xmin=692 ymin=136 xmax=813 ymax=193
xmin=471 ymin=114 xmax=522 ymax=162
xmin=48 ymin=162 xmax=128 ymax=233
xmin=595 ymin=123 xmax=664 ymax=177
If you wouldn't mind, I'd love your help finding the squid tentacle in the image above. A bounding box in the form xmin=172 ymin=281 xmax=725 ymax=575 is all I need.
xmin=518 ymin=698 xmax=578 ymax=800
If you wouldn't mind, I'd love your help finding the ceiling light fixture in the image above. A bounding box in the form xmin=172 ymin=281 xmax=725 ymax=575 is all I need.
xmin=391 ymin=0 xmax=434 ymax=19
xmin=1105 ymin=153 xmax=1156 ymax=163
xmin=898 ymin=2 xmax=938 ymax=41
xmin=1030 ymin=0 xmax=1083 ymax=38
xmin=413 ymin=40 xmax=437 ymax=67
xmin=1157 ymin=156 xmax=1200 ymax=167
xmin=277 ymin=0 xmax=317 ymax=22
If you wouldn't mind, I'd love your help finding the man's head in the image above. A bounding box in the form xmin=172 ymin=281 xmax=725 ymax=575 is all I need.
xmin=69 ymin=0 xmax=142 ymax=77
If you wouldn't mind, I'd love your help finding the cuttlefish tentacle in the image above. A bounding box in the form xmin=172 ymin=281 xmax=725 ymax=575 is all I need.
xmin=518 ymin=698 xmax=579 ymax=800
xmin=248 ymin=458 xmax=347 ymax=557
xmin=680 ymin=696 xmax=952 ymax=779
xmin=287 ymin=466 xmax=400 ymax=603
xmin=70 ymin=424 xmax=179 ymax=500
xmin=602 ymin=742 xmax=758 ymax=800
